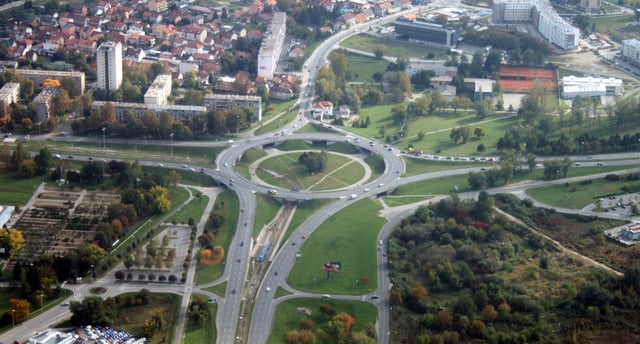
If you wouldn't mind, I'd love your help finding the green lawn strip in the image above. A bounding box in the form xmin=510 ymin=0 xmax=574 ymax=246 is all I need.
xmin=143 ymin=166 xmax=218 ymax=187
xmin=364 ymin=154 xmax=385 ymax=182
xmin=255 ymin=108 xmax=299 ymax=136
xmin=169 ymin=191 xmax=209 ymax=225
xmin=346 ymin=53 xmax=391 ymax=82
xmin=258 ymin=153 xmax=364 ymax=191
xmin=268 ymin=298 xmax=377 ymax=344
xmin=394 ymin=174 xmax=470 ymax=195
xmin=339 ymin=33 xmax=448 ymax=59
xmin=264 ymin=98 xmax=299 ymax=118
xmin=0 ymin=172 xmax=49 ymax=204
xmin=194 ymin=191 xmax=239 ymax=284
xmin=253 ymin=193 xmax=283 ymax=238
xmin=167 ymin=185 xmax=191 ymax=212
xmin=183 ymin=294 xmax=217 ymax=344
xmin=28 ymin=141 xmax=221 ymax=166
xmin=403 ymin=157 xmax=491 ymax=176
xmin=280 ymin=199 xmax=335 ymax=250
xmin=288 ymin=198 xmax=382 ymax=294
xmin=296 ymin=123 xmax=336 ymax=133
xmin=276 ymin=140 xmax=359 ymax=154
xmin=526 ymin=173 xmax=640 ymax=209
xmin=202 ymin=281 xmax=227 ymax=296
xmin=383 ymin=196 xmax=435 ymax=207
xmin=235 ymin=148 xmax=268 ymax=180
xmin=274 ymin=286 xmax=293 ymax=298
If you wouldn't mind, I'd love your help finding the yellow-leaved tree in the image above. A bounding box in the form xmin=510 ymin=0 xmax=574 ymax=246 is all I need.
xmin=0 ymin=227 xmax=24 ymax=256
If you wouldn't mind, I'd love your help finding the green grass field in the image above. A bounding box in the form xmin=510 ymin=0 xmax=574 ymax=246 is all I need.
xmin=364 ymin=154 xmax=385 ymax=182
xmin=296 ymin=123 xmax=337 ymax=134
xmin=0 ymin=172 xmax=49 ymax=204
xmin=403 ymin=157 xmax=492 ymax=176
xmin=194 ymin=191 xmax=239 ymax=284
xmin=257 ymin=152 xmax=365 ymax=191
xmin=235 ymin=148 xmax=268 ymax=179
xmin=168 ymin=189 xmax=209 ymax=224
xmin=183 ymin=294 xmax=217 ymax=344
xmin=203 ymin=281 xmax=227 ymax=297
xmin=253 ymin=193 xmax=283 ymax=237
xmin=276 ymin=140 xmax=359 ymax=154
xmin=347 ymin=53 xmax=390 ymax=82
xmin=280 ymin=198 xmax=335 ymax=250
xmin=340 ymin=34 xmax=448 ymax=59
xmin=526 ymin=173 xmax=640 ymax=209
xmin=255 ymin=108 xmax=300 ymax=136
xmin=383 ymin=195 xmax=435 ymax=207
xmin=287 ymin=198 xmax=382 ymax=294
xmin=268 ymin=298 xmax=377 ymax=344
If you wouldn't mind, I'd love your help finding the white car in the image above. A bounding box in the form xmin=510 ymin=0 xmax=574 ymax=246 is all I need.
xmin=321 ymin=294 xmax=331 ymax=298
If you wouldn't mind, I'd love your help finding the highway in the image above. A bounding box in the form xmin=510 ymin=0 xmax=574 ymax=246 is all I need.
xmin=2 ymin=1 xmax=638 ymax=343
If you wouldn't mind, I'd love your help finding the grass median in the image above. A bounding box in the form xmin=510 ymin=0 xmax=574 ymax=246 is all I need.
xmin=287 ymin=198 xmax=383 ymax=294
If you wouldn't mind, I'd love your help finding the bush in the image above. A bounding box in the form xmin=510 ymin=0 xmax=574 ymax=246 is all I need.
xmin=138 ymin=274 xmax=146 ymax=281
xmin=169 ymin=275 xmax=177 ymax=282
xmin=115 ymin=270 xmax=125 ymax=280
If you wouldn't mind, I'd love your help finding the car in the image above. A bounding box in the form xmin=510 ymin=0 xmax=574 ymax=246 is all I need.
xmin=207 ymin=298 xmax=216 ymax=303
xmin=268 ymin=189 xmax=278 ymax=195
xmin=266 ymin=287 xmax=271 ymax=292
xmin=88 ymin=157 xmax=94 ymax=161
xmin=46 ymin=137 xmax=53 ymax=141
xmin=378 ymin=183 xmax=384 ymax=187
xmin=158 ymin=163 xmax=164 ymax=167
xmin=292 ymin=242 xmax=296 ymax=246
xmin=244 ymin=221 xmax=248 ymax=226
xmin=61 ymin=302 xmax=69 ymax=306
xmin=371 ymin=295 xmax=379 ymax=300
xmin=321 ymin=294 xmax=331 ymax=298
xmin=364 ymin=188 xmax=370 ymax=192
xmin=302 ymin=234 xmax=307 ymax=239
xmin=67 ymin=155 xmax=74 ymax=159
xmin=575 ymin=162 xmax=581 ymax=166
xmin=224 ymin=162 xmax=229 ymax=167
xmin=54 ymin=154 xmax=61 ymax=159
xmin=227 ymin=139 xmax=234 ymax=144
xmin=237 ymin=258 xmax=241 ymax=263
xmin=181 ymin=164 xmax=189 ymax=168
xmin=597 ymin=162 xmax=604 ymax=166
xmin=480 ymin=168 xmax=487 ymax=171
xmin=240 ymin=241 xmax=244 ymax=247
xmin=379 ymin=240 xmax=383 ymax=245
xmin=190 ymin=167 xmax=196 ymax=171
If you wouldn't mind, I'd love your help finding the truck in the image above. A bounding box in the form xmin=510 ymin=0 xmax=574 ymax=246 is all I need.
xmin=350 ymin=194 xmax=357 ymax=199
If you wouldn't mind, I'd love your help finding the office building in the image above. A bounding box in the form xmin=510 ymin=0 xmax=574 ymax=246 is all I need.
xmin=0 ymin=82 xmax=20 ymax=110
xmin=561 ymin=75 xmax=622 ymax=99
xmin=97 ymin=41 xmax=123 ymax=97
xmin=394 ymin=18 xmax=460 ymax=48
xmin=622 ymin=39 xmax=640 ymax=64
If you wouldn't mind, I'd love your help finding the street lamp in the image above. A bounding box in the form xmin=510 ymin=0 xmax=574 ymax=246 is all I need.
xmin=170 ymin=133 xmax=174 ymax=158
xmin=39 ymin=293 xmax=44 ymax=310
xmin=90 ymin=264 xmax=94 ymax=282
xmin=102 ymin=127 xmax=106 ymax=151
xmin=11 ymin=308 xmax=15 ymax=326
xmin=236 ymin=115 xmax=240 ymax=133
xmin=581 ymin=141 xmax=584 ymax=157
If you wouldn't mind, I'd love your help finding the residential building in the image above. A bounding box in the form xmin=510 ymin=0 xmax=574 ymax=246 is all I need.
xmin=96 ymin=41 xmax=123 ymax=97
xmin=311 ymin=101 xmax=334 ymax=121
xmin=492 ymin=0 xmax=580 ymax=50
xmin=203 ymin=94 xmax=262 ymax=122
xmin=33 ymin=86 xmax=59 ymax=123
xmin=394 ymin=17 xmax=460 ymax=48
xmin=17 ymin=69 xmax=85 ymax=95
xmin=622 ymin=39 xmax=640 ymax=64
xmin=0 ymin=83 xmax=20 ymax=110
xmin=257 ymin=12 xmax=286 ymax=79
xmin=92 ymin=101 xmax=206 ymax=122
xmin=144 ymin=74 xmax=172 ymax=105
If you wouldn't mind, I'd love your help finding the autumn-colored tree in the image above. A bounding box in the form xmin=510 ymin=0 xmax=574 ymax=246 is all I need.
xmin=0 ymin=227 xmax=25 ymax=256
xmin=298 ymin=330 xmax=315 ymax=344
xmin=211 ymin=245 xmax=225 ymax=264
xmin=300 ymin=318 xmax=314 ymax=330
xmin=9 ymin=298 xmax=31 ymax=323
xmin=469 ymin=319 xmax=486 ymax=338
xmin=166 ymin=170 xmax=181 ymax=187
xmin=332 ymin=312 xmax=355 ymax=333
xmin=199 ymin=249 xmax=213 ymax=265
xmin=390 ymin=287 xmax=403 ymax=306
xmin=149 ymin=185 xmax=171 ymax=214
xmin=285 ymin=330 xmax=300 ymax=344
xmin=110 ymin=219 xmax=123 ymax=239
xmin=42 ymin=78 xmax=61 ymax=88
xmin=482 ymin=305 xmax=498 ymax=322
xmin=433 ymin=309 xmax=453 ymax=330
xmin=411 ymin=285 xmax=428 ymax=304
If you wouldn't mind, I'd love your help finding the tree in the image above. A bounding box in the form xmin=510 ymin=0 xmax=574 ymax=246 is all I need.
xmin=473 ymin=127 xmax=486 ymax=139
xmin=19 ymin=78 xmax=34 ymax=100
xmin=0 ymin=227 xmax=24 ymax=256
xmin=81 ymin=162 xmax=105 ymax=185
xmin=298 ymin=151 xmax=328 ymax=174
xmin=9 ymin=298 xmax=30 ymax=323
xmin=70 ymin=296 xmax=110 ymax=326
xmin=166 ymin=170 xmax=181 ymax=187
xmin=373 ymin=44 xmax=386 ymax=60
xmin=33 ymin=148 xmax=53 ymax=175
xmin=417 ymin=132 xmax=425 ymax=141
xmin=450 ymin=96 xmax=472 ymax=113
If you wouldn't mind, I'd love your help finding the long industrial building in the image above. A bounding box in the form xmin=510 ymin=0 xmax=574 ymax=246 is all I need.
xmin=561 ymin=75 xmax=622 ymax=99
xmin=492 ymin=0 xmax=580 ymax=50
xmin=203 ymin=94 xmax=262 ymax=122
xmin=257 ymin=12 xmax=286 ymax=80
xmin=16 ymin=69 xmax=85 ymax=95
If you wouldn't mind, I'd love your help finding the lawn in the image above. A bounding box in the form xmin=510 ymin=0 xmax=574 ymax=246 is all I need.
xmin=276 ymin=140 xmax=359 ymax=154
xmin=0 ymin=171 xmax=49 ymax=204
xmin=526 ymin=173 xmax=640 ymax=209
xmin=364 ymin=154 xmax=385 ymax=182
xmin=255 ymin=108 xmax=300 ymax=136
xmin=268 ymin=298 xmax=377 ymax=344
xmin=402 ymin=156 xmax=491 ymax=177
xmin=235 ymin=148 xmax=268 ymax=179
xmin=183 ymin=294 xmax=217 ymax=344
xmin=296 ymin=123 xmax=336 ymax=134
xmin=280 ymin=198 xmax=335 ymax=249
xmin=143 ymin=166 xmax=218 ymax=187
xmin=393 ymin=174 xmax=471 ymax=195
xmin=194 ymin=191 xmax=239 ymax=284
xmin=589 ymin=13 xmax=638 ymax=40
xmin=383 ymin=195 xmax=435 ymax=207
xmin=28 ymin=140 xmax=221 ymax=166
xmin=287 ymin=198 xmax=383 ymax=294
xmin=253 ymin=193 xmax=283 ymax=238
xmin=347 ymin=53 xmax=390 ymax=82
xmin=203 ymin=281 xmax=227 ymax=297
xmin=257 ymin=152 xmax=365 ymax=191
xmin=168 ymin=189 xmax=209 ymax=224
xmin=340 ymin=34 xmax=448 ymax=59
